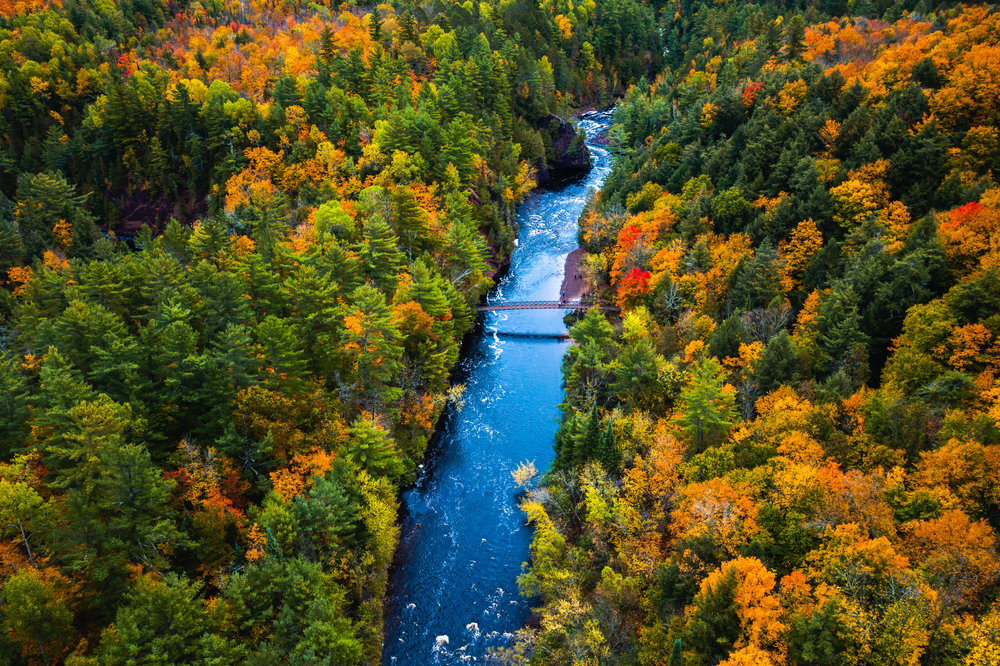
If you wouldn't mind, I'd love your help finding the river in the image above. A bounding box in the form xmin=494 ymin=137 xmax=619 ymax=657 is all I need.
xmin=382 ymin=111 xmax=612 ymax=665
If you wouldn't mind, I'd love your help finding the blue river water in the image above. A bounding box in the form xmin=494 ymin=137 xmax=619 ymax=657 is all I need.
xmin=382 ymin=113 xmax=612 ymax=665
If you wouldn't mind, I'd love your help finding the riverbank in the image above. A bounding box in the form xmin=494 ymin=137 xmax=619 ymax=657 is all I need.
xmin=560 ymin=247 xmax=588 ymax=302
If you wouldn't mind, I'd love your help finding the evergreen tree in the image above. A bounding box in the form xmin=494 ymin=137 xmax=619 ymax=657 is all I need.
xmin=570 ymin=308 xmax=616 ymax=349
xmin=281 ymin=264 xmax=339 ymax=370
xmin=785 ymin=15 xmax=806 ymax=61
xmin=92 ymin=574 xmax=245 ymax=665
xmin=762 ymin=20 xmax=783 ymax=57
xmin=188 ymin=217 xmax=230 ymax=259
xmin=392 ymin=187 xmax=430 ymax=260
xmin=356 ymin=218 xmax=404 ymax=297
xmin=709 ymin=315 xmax=747 ymax=360
xmin=554 ymin=411 xmax=582 ymax=470
xmin=294 ymin=463 xmax=360 ymax=561
xmin=787 ymin=599 xmax=854 ymax=666
xmin=673 ymin=358 xmax=737 ymax=455
xmin=756 ymin=330 xmax=799 ymax=394
xmin=609 ymin=340 xmax=668 ymax=410
xmin=339 ymin=285 xmax=402 ymax=409
xmin=317 ymin=25 xmax=337 ymax=85
xmin=668 ymin=639 xmax=683 ymax=666
xmin=0 ymin=352 xmax=30 ymax=453
xmin=369 ymin=7 xmax=384 ymax=43
xmin=399 ymin=8 xmax=421 ymax=45
xmin=571 ymin=402 xmax=602 ymax=467
xmin=244 ymin=189 xmax=289 ymax=264
xmin=14 ymin=172 xmax=99 ymax=260
xmin=345 ymin=416 xmax=404 ymax=480
xmin=255 ymin=316 xmax=309 ymax=393
xmin=225 ymin=557 xmax=362 ymax=662
xmin=597 ymin=418 xmax=618 ymax=470
xmin=815 ymin=282 xmax=869 ymax=370
xmin=681 ymin=567 xmax=740 ymax=663
xmin=0 ymin=210 xmax=24 ymax=281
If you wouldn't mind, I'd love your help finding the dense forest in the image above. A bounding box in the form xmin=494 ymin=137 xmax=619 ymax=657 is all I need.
xmin=3 ymin=0 xmax=1000 ymax=659
xmin=507 ymin=2 xmax=1000 ymax=665
xmin=0 ymin=0 xmax=660 ymax=661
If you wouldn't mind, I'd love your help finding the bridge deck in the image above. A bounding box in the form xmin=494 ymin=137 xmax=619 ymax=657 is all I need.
xmin=474 ymin=301 xmax=619 ymax=312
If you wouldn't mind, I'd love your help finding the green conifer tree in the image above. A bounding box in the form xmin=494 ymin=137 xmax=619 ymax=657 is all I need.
xmin=672 ymin=357 xmax=737 ymax=454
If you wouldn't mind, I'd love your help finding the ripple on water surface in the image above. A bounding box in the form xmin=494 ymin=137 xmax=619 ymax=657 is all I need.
xmin=382 ymin=112 xmax=612 ymax=665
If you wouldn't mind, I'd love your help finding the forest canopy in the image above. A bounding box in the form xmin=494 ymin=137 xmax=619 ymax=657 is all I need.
xmin=2 ymin=0 xmax=1000 ymax=661
xmin=506 ymin=2 xmax=1000 ymax=666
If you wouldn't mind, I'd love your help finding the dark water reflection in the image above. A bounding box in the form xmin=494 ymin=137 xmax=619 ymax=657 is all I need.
xmin=382 ymin=113 xmax=612 ymax=665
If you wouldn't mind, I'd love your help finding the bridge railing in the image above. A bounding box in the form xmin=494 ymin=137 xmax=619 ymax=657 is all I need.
xmin=473 ymin=300 xmax=620 ymax=311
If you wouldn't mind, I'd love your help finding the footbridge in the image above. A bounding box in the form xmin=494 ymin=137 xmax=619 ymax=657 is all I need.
xmin=474 ymin=300 xmax=619 ymax=312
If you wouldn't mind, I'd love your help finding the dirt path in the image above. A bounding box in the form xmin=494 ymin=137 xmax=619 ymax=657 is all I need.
xmin=560 ymin=247 xmax=588 ymax=302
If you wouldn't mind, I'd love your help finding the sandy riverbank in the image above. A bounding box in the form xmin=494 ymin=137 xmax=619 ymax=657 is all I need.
xmin=560 ymin=247 xmax=588 ymax=302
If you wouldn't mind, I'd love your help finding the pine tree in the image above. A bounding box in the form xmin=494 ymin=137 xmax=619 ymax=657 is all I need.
xmin=340 ymin=285 xmax=403 ymax=409
xmin=92 ymin=574 xmax=245 ymax=665
xmin=0 ymin=354 xmax=28 ymax=454
xmin=319 ymin=24 xmax=338 ymax=63
xmin=161 ymin=218 xmax=191 ymax=263
xmin=597 ymin=418 xmax=617 ymax=470
xmin=572 ymin=402 xmax=602 ymax=467
xmin=281 ymin=264 xmax=339 ymax=372
xmin=392 ymin=187 xmax=429 ymax=260
xmin=815 ymin=282 xmax=869 ymax=369
xmin=668 ymin=639 xmax=683 ymax=666
xmin=187 ymin=217 xmax=230 ymax=260
xmin=148 ymin=135 xmax=171 ymax=195
xmin=553 ymin=412 xmax=582 ymax=470
xmin=756 ymin=330 xmax=799 ymax=394
xmin=569 ymin=307 xmax=616 ymax=350
xmin=146 ymin=318 xmax=202 ymax=434
xmin=762 ymin=20 xmax=782 ymax=57
xmin=345 ymin=416 xmax=403 ymax=480
xmin=342 ymin=48 xmax=372 ymax=98
xmin=206 ymin=323 xmax=261 ymax=398
xmin=304 ymin=81 xmax=333 ymax=130
xmin=255 ymin=316 xmax=309 ymax=393
xmin=0 ymin=212 xmax=24 ymax=280
xmin=89 ymin=440 xmax=183 ymax=570
xmin=709 ymin=315 xmax=747 ymax=360
xmin=355 ymin=218 xmax=404 ymax=297
xmin=399 ymin=8 xmax=421 ymax=46
xmin=15 ymin=172 xmax=99 ymax=260
xmin=441 ymin=115 xmax=477 ymax=182
xmin=234 ymin=250 xmax=282 ymax=322
xmin=672 ymin=357 xmax=737 ymax=454
xmin=682 ymin=567 xmax=740 ymax=663
xmin=369 ymin=7 xmax=384 ymax=43
xmin=310 ymin=237 xmax=363 ymax=297
xmin=246 ymin=189 xmax=289 ymax=264
xmin=31 ymin=349 xmax=97 ymax=462
xmin=271 ymin=75 xmax=303 ymax=109
xmin=784 ymin=15 xmax=806 ymax=62
xmin=609 ymin=340 xmax=667 ymax=410
xmin=294 ymin=465 xmax=360 ymax=561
